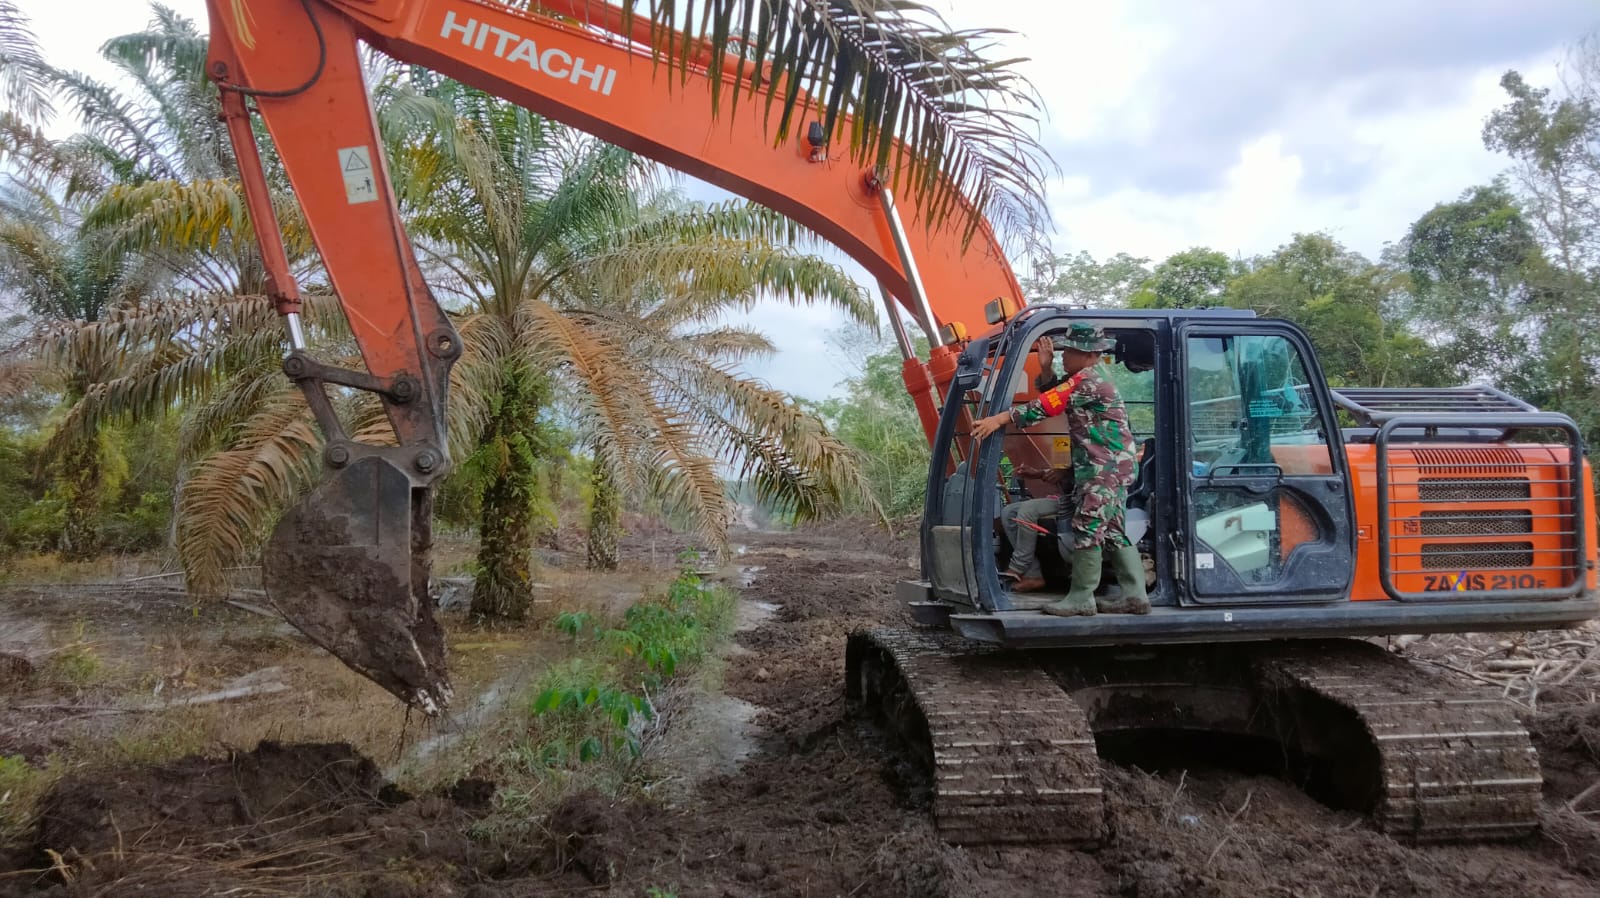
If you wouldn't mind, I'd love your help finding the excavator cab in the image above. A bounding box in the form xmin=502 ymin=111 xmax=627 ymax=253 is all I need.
xmin=904 ymin=305 xmax=1597 ymax=646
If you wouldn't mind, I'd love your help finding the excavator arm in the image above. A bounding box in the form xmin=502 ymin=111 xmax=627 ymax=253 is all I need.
xmin=204 ymin=0 xmax=1027 ymax=712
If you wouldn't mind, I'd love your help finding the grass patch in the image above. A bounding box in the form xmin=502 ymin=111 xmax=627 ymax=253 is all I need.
xmin=43 ymin=620 xmax=103 ymax=689
xmin=0 ymin=754 xmax=55 ymax=846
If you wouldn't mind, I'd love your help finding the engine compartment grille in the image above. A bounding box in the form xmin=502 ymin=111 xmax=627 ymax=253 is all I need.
xmin=1419 ymin=542 xmax=1535 ymax=570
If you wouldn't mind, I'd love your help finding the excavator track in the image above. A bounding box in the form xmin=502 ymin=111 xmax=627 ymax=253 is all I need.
xmin=1254 ymin=641 xmax=1542 ymax=843
xmin=846 ymin=628 xmax=1105 ymax=846
xmin=850 ymin=632 xmax=1541 ymax=847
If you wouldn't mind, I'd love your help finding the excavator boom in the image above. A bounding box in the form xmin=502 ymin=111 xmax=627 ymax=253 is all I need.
xmin=203 ymin=0 xmax=1025 ymax=711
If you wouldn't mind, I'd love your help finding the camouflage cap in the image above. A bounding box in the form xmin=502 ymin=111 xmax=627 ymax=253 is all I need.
xmin=1053 ymin=322 xmax=1115 ymax=353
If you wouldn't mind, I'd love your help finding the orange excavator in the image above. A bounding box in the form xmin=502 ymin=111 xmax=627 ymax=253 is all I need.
xmin=206 ymin=0 xmax=1598 ymax=846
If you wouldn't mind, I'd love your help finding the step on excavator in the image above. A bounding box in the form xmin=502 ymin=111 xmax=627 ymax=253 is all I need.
xmin=205 ymin=0 xmax=1598 ymax=844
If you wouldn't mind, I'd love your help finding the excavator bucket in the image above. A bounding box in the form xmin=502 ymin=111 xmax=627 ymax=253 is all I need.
xmin=262 ymin=455 xmax=451 ymax=715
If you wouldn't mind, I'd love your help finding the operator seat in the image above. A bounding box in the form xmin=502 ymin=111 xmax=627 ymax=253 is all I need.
xmin=1125 ymin=437 xmax=1156 ymax=545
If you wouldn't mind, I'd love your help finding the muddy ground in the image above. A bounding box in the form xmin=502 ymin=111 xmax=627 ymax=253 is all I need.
xmin=3 ymin=520 xmax=1599 ymax=897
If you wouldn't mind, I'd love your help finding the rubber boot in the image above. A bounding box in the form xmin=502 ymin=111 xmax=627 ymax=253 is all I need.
xmin=1001 ymin=569 xmax=1047 ymax=593
xmin=1042 ymin=547 xmax=1099 ymax=617
xmin=1097 ymin=544 xmax=1151 ymax=615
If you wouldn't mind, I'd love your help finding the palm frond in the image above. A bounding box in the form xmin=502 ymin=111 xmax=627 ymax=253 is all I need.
xmin=557 ymin=197 xmax=875 ymax=326
xmin=676 ymin=324 xmax=777 ymax=361
xmin=626 ymin=417 xmax=733 ymax=550
xmin=176 ymin=365 xmax=295 ymax=460
xmin=616 ymin=0 xmax=1052 ymax=243
xmin=83 ymin=178 xmax=313 ymax=260
xmin=568 ymin=237 xmax=872 ymax=322
xmin=43 ymin=66 xmax=177 ymax=181
xmin=0 ymin=113 xmax=106 ymax=197
xmin=566 ymin=303 xmax=874 ymax=520
xmin=657 ymin=355 xmax=873 ymax=518
xmin=177 ymin=391 xmax=321 ymax=597
xmin=0 ymin=1 xmax=51 ymax=121
xmin=34 ymin=292 xmax=355 ymax=457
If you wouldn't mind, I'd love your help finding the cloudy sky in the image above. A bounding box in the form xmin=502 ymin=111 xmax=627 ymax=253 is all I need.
xmin=23 ymin=0 xmax=1600 ymax=399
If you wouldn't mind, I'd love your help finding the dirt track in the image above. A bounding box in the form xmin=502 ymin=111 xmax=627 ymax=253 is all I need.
xmin=4 ymin=522 xmax=1600 ymax=897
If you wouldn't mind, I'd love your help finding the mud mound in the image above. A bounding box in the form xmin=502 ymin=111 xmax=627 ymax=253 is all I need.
xmin=0 ymin=653 xmax=30 ymax=688
xmin=1095 ymin=765 xmax=1600 ymax=898
xmin=727 ymin=531 xmax=911 ymax=744
xmin=543 ymin=790 xmax=654 ymax=884
xmin=9 ymin=742 xmax=504 ymax=898
xmin=37 ymin=741 xmax=387 ymax=862
xmin=1529 ymin=702 xmax=1600 ymax=802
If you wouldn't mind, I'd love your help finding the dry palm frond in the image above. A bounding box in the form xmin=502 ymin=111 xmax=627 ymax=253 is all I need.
xmin=622 ymin=410 xmax=734 ymax=550
xmin=437 ymin=311 xmax=517 ymax=457
xmin=519 ymin=296 xmax=650 ymax=471
xmin=177 ymin=366 xmax=296 ymax=460
xmin=177 ymin=391 xmax=321 ymax=597
xmin=40 ymin=306 xmax=287 ymax=455
xmin=0 ymin=114 xmax=105 ymax=198
xmin=676 ymin=324 xmax=777 ymax=361
xmin=612 ymin=0 xmax=1052 ymax=243
xmin=0 ymin=352 xmax=38 ymax=395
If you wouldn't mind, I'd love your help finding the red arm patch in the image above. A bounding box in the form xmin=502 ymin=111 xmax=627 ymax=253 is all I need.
xmin=1037 ymin=372 xmax=1084 ymax=417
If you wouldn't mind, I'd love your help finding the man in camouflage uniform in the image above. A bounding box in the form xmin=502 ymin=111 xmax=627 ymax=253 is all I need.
xmin=973 ymin=322 xmax=1150 ymax=616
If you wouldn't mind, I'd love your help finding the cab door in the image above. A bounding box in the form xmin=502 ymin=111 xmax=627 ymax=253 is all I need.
xmin=1175 ymin=323 xmax=1354 ymax=603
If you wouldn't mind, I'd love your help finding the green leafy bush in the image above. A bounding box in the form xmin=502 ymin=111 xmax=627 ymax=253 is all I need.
xmin=524 ymin=567 xmax=732 ymax=769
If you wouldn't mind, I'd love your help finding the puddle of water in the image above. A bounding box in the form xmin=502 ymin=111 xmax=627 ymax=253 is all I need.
xmin=735 ymin=600 xmax=779 ymax=632
xmin=649 ymin=692 xmax=761 ymax=792
xmin=392 ymin=673 xmax=519 ymax=776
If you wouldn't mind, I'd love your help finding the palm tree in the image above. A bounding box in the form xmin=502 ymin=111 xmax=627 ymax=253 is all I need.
xmin=381 ymin=78 xmax=874 ymax=614
xmin=37 ymin=76 xmax=875 ymax=611
xmin=555 ymin=191 xmax=879 ymax=569
xmin=0 ymin=6 xmax=318 ymax=580
xmin=0 ymin=182 xmax=159 ymax=558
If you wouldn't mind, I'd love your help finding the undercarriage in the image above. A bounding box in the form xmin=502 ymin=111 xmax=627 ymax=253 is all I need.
xmin=846 ymin=630 xmax=1542 ymax=845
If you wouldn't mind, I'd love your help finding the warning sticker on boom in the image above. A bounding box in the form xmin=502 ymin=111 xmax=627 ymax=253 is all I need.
xmin=338 ymin=146 xmax=377 ymax=204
